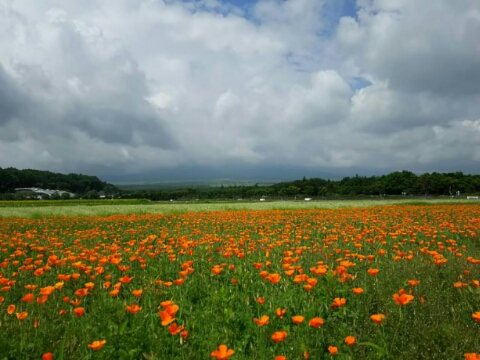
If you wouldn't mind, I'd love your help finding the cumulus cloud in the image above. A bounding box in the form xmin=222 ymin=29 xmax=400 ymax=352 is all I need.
xmin=0 ymin=0 xmax=479 ymax=180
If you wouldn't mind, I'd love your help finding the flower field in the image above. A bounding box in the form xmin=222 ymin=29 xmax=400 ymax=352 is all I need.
xmin=1 ymin=205 xmax=480 ymax=359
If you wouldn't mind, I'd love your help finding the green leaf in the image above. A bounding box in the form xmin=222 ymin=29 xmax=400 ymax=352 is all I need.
xmin=58 ymin=335 xmax=66 ymax=360
xmin=119 ymin=319 xmax=129 ymax=335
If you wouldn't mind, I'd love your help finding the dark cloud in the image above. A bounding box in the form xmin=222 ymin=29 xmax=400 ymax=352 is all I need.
xmin=71 ymin=106 xmax=177 ymax=149
xmin=0 ymin=66 xmax=29 ymax=127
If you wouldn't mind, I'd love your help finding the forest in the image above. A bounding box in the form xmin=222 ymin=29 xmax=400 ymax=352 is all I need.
xmin=0 ymin=167 xmax=117 ymax=197
xmin=1 ymin=168 xmax=480 ymax=201
xmin=120 ymin=171 xmax=480 ymax=201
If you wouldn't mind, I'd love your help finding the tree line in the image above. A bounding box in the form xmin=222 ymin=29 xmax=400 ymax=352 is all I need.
xmin=0 ymin=167 xmax=118 ymax=198
xmin=1 ymin=168 xmax=479 ymax=201
xmin=120 ymin=171 xmax=480 ymax=201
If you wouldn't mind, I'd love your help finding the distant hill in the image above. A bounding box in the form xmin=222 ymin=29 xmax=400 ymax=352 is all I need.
xmin=0 ymin=167 xmax=118 ymax=195
xmin=115 ymin=179 xmax=276 ymax=190
xmin=117 ymin=170 xmax=480 ymax=201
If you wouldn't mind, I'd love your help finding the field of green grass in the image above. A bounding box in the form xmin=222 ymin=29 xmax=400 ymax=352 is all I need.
xmin=0 ymin=198 xmax=477 ymax=218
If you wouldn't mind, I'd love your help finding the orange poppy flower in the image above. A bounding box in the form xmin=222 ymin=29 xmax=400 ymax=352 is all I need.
xmin=257 ymin=297 xmax=265 ymax=304
xmin=472 ymin=312 xmax=480 ymax=323
xmin=33 ymin=268 xmax=44 ymax=277
xmin=212 ymin=265 xmax=223 ymax=275
xmin=87 ymin=340 xmax=106 ymax=351
xmin=74 ymin=288 xmax=89 ymax=297
xmin=85 ymin=282 xmax=95 ymax=291
xmin=42 ymin=352 xmax=54 ymax=360
xmin=370 ymin=314 xmax=385 ymax=325
xmin=59 ymin=309 xmax=67 ymax=315
xmin=126 ymin=304 xmax=142 ymax=314
xmin=285 ymin=269 xmax=295 ymax=277
xmin=180 ymin=330 xmax=189 ymax=339
xmin=168 ymin=323 xmax=184 ymax=335
xmin=211 ymin=345 xmax=234 ymax=360
xmin=345 ymin=336 xmax=356 ymax=346
xmin=36 ymin=295 xmax=49 ymax=304
xmin=367 ymin=269 xmax=379 ymax=277
xmin=73 ymin=307 xmax=85 ymax=318
xmin=352 ymin=287 xmax=364 ymax=295
xmin=328 ymin=346 xmax=338 ymax=355
xmin=331 ymin=298 xmax=346 ymax=310
xmin=276 ymin=308 xmax=287 ymax=319
xmin=271 ymin=331 xmax=288 ymax=343
xmin=132 ymin=289 xmax=143 ymax=297
xmin=21 ymin=293 xmax=34 ymax=303
xmin=253 ymin=262 xmax=263 ymax=270
xmin=259 ymin=271 xmax=269 ymax=279
xmin=303 ymin=284 xmax=313 ymax=292
xmin=464 ymin=353 xmax=480 ymax=360
xmin=408 ymin=280 xmax=420 ymax=287
xmin=164 ymin=304 xmax=179 ymax=316
xmin=266 ymin=273 xmax=281 ymax=284
xmin=308 ymin=317 xmax=324 ymax=328
xmin=159 ymin=310 xmax=175 ymax=326
xmin=40 ymin=286 xmax=56 ymax=296
xmin=393 ymin=292 xmax=414 ymax=306
xmin=292 ymin=315 xmax=305 ymax=325
xmin=160 ymin=300 xmax=174 ymax=307
xmin=24 ymin=284 xmax=38 ymax=290
xmin=109 ymin=289 xmax=119 ymax=297
xmin=7 ymin=304 xmax=15 ymax=315
xmin=231 ymin=278 xmax=238 ymax=285
xmin=57 ymin=274 xmax=71 ymax=282
xmin=16 ymin=311 xmax=28 ymax=321
xmin=70 ymin=299 xmax=81 ymax=307
xmin=174 ymin=278 xmax=185 ymax=286
xmin=291 ymin=273 xmax=304 ymax=281
xmin=275 ymin=356 xmax=287 ymax=360
xmin=119 ymin=275 xmax=134 ymax=284
xmin=254 ymin=315 xmax=269 ymax=326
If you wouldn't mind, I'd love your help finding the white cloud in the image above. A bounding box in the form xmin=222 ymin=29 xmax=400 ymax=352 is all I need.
xmin=0 ymin=0 xmax=479 ymax=180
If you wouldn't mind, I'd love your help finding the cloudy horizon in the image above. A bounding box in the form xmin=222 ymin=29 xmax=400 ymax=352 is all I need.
xmin=1 ymin=0 xmax=479 ymax=182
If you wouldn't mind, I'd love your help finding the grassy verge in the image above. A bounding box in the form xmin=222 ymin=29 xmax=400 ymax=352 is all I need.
xmin=0 ymin=199 xmax=150 ymax=207
xmin=0 ymin=199 xmax=478 ymax=218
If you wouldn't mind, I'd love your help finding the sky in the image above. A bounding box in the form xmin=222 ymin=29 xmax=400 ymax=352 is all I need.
xmin=1 ymin=0 xmax=480 ymax=182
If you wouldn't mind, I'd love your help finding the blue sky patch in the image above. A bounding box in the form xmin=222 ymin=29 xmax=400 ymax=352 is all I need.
xmin=351 ymin=77 xmax=372 ymax=91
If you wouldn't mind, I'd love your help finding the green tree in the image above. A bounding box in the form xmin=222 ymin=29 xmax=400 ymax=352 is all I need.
xmin=83 ymin=190 xmax=99 ymax=199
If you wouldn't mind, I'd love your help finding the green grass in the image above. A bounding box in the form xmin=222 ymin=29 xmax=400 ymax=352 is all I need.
xmin=0 ymin=199 xmax=150 ymax=207
xmin=0 ymin=198 xmax=478 ymax=218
